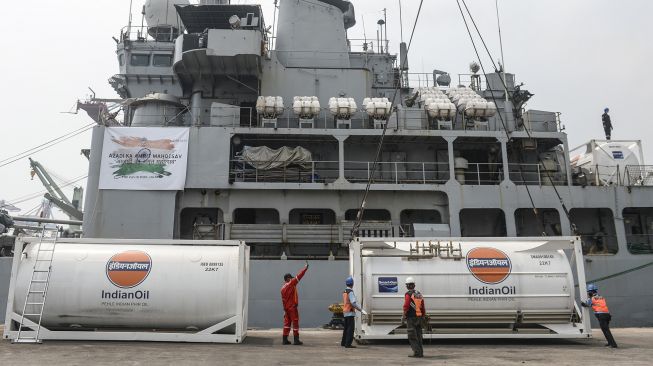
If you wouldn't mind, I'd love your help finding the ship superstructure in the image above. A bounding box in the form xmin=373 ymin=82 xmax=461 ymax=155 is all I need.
xmin=77 ymin=0 xmax=653 ymax=326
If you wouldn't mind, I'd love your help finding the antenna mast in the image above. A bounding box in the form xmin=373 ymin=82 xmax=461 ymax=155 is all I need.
xmin=399 ymin=0 xmax=404 ymax=43
xmin=495 ymin=0 xmax=509 ymax=103
xmin=127 ymin=0 xmax=134 ymax=39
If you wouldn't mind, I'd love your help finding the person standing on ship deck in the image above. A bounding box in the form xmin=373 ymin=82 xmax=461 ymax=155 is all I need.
xmin=602 ymin=108 xmax=613 ymax=140
xmin=280 ymin=262 xmax=309 ymax=345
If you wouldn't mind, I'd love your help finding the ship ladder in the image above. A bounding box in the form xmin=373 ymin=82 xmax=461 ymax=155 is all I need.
xmin=13 ymin=227 xmax=60 ymax=344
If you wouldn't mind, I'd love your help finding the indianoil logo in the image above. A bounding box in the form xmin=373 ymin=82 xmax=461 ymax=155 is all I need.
xmin=466 ymin=247 xmax=512 ymax=285
xmin=106 ymin=250 xmax=152 ymax=288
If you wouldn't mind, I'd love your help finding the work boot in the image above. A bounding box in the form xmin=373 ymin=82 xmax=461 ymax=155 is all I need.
xmin=293 ymin=335 xmax=303 ymax=345
xmin=282 ymin=336 xmax=291 ymax=345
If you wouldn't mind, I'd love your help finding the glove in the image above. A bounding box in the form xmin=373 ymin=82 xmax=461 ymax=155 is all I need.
xmin=361 ymin=309 xmax=368 ymax=315
xmin=305 ymin=260 xmax=309 ymax=269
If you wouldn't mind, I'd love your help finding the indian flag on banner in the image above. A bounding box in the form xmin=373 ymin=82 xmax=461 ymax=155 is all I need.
xmin=99 ymin=127 xmax=190 ymax=190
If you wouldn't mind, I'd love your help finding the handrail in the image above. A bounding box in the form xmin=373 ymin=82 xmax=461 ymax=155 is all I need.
xmin=230 ymin=159 xmax=450 ymax=185
xmin=624 ymin=165 xmax=653 ymax=186
xmin=457 ymin=162 xmax=503 ymax=185
xmin=508 ymin=163 xmax=568 ymax=186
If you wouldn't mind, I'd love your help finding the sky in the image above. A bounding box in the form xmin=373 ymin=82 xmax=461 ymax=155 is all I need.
xmin=0 ymin=0 xmax=652 ymax=217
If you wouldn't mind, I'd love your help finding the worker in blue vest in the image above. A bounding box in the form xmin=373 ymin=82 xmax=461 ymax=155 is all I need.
xmin=581 ymin=283 xmax=618 ymax=348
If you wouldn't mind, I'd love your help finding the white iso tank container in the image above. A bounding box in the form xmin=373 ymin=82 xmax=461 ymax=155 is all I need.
xmin=570 ymin=140 xmax=644 ymax=186
xmin=349 ymin=237 xmax=592 ymax=340
xmin=4 ymin=238 xmax=249 ymax=343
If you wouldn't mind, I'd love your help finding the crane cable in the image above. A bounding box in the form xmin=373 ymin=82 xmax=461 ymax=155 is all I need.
xmin=8 ymin=175 xmax=88 ymax=206
xmin=456 ymin=0 xmax=576 ymax=236
xmin=0 ymin=123 xmax=95 ymax=168
xmin=352 ymin=0 xmax=424 ymax=238
xmin=460 ymin=0 xmax=578 ymax=233
xmin=454 ymin=0 xmax=544 ymax=235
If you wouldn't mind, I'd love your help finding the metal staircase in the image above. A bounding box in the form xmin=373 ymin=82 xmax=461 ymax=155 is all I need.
xmin=13 ymin=227 xmax=59 ymax=344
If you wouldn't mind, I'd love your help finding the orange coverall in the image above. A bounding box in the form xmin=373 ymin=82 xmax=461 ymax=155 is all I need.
xmin=280 ymin=266 xmax=308 ymax=336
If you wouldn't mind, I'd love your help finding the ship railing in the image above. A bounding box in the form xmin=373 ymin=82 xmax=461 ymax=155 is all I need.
xmin=457 ymin=74 xmax=488 ymax=91
xmin=625 ymin=234 xmax=653 ymax=254
xmin=207 ymin=106 xmax=483 ymax=131
xmin=226 ymin=221 xmax=409 ymax=245
xmin=230 ymin=160 xmax=450 ymax=185
xmin=344 ymin=161 xmax=449 ymax=185
xmin=508 ymin=163 xmax=568 ymax=186
xmin=457 ymin=163 xmax=504 ymax=185
xmin=404 ymin=73 xmax=448 ymax=90
xmin=347 ymin=38 xmax=390 ymax=54
xmin=119 ymin=25 xmax=178 ymax=43
xmin=230 ymin=160 xmax=339 ymax=183
xmin=517 ymin=110 xmax=563 ymax=133
xmin=624 ymin=165 xmax=653 ymax=187
xmin=572 ymin=164 xmax=625 ymax=187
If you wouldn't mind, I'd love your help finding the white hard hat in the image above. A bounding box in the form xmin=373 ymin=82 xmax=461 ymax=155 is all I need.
xmin=405 ymin=277 xmax=415 ymax=285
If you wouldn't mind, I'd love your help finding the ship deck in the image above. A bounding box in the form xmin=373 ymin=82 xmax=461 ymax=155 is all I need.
xmin=1 ymin=327 xmax=652 ymax=365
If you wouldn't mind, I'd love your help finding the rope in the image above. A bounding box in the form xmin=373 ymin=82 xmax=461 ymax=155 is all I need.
xmin=8 ymin=175 xmax=88 ymax=206
xmin=0 ymin=123 xmax=95 ymax=168
xmin=352 ymin=0 xmax=424 ymax=237
xmin=457 ymin=0 xmax=576 ymax=235
xmin=576 ymin=261 xmax=653 ymax=287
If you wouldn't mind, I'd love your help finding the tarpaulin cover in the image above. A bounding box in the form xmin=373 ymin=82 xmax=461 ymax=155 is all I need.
xmin=240 ymin=146 xmax=312 ymax=170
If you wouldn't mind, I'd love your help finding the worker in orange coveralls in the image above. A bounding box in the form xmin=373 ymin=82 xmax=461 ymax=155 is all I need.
xmin=281 ymin=261 xmax=309 ymax=345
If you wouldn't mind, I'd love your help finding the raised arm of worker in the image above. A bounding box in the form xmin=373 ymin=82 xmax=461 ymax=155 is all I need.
xmin=289 ymin=261 xmax=309 ymax=286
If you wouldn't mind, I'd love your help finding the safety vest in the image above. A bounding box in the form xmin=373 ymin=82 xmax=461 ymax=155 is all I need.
xmin=343 ymin=289 xmax=353 ymax=313
xmin=591 ymin=296 xmax=609 ymax=313
xmin=411 ymin=293 xmax=424 ymax=317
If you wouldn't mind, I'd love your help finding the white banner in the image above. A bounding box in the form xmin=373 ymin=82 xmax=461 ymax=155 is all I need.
xmin=99 ymin=127 xmax=190 ymax=190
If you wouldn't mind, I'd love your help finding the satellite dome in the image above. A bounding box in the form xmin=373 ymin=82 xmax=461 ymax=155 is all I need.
xmin=144 ymin=0 xmax=190 ymax=40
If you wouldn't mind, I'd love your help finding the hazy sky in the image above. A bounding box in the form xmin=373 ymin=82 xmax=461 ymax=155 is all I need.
xmin=0 ymin=0 xmax=652 ymax=216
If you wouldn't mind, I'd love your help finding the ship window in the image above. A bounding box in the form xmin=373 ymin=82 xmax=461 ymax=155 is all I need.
xmin=233 ymin=208 xmax=279 ymax=224
xmin=623 ymin=208 xmax=653 ymax=254
xmin=179 ymin=208 xmax=223 ymax=240
xmin=460 ymin=209 xmax=507 ymax=237
xmin=118 ymin=54 xmax=125 ymax=66
xmin=130 ymin=53 xmax=150 ymax=66
xmin=400 ymin=210 xmax=442 ymax=225
xmin=289 ymin=209 xmax=336 ymax=225
xmin=345 ymin=209 xmax=391 ymax=221
xmin=153 ymin=54 xmax=173 ymax=67
xmin=569 ymin=208 xmax=618 ymax=255
xmin=515 ymin=208 xmax=562 ymax=237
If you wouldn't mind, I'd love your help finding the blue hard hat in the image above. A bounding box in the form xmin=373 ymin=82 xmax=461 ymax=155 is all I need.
xmin=604 ymin=108 xmax=609 ymax=112
xmin=345 ymin=276 xmax=354 ymax=286
xmin=587 ymin=283 xmax=598 ymax=292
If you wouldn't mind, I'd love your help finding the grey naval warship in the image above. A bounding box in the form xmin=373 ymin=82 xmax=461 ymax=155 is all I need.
xmin=2 ymin=0 xmax=653 ymax=329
